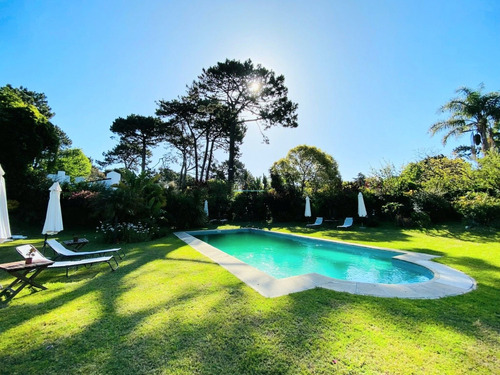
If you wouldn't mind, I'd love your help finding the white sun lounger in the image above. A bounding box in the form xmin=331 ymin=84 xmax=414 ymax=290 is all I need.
xmin=46 ymin=239 xmax=125 ymax=260
xmin=337 ymin=217 xmax=354 ymax=229
xmin=306 ymin=217 xmax=323 ymax=227
xmin=16 ymin=244 xmax=118 ymax=277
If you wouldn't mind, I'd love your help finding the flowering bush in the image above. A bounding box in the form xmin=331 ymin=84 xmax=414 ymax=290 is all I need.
xmin=62 ymin=187 xmax=104 ymax=227
xmin=68 ymin=190 xmax=99 ymax=201
xmin=453 ymin=192 xmax=500 ymax=226
xmin=97 ymin=221 xmax=160 ymax=243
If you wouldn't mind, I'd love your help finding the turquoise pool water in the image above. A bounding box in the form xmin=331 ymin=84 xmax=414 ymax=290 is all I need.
xmin=197 ymin=231 xmax=434 ymax=284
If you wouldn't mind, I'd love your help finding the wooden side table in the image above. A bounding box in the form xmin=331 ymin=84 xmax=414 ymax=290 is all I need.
xmin=0 ymin=260 xmax=54 ymax=301
xmin=62 ymin=238 xmax=89 ymax=250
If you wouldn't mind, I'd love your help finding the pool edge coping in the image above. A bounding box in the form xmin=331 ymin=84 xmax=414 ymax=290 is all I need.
xmin=175 ymin=228 xmax=477 ymax=299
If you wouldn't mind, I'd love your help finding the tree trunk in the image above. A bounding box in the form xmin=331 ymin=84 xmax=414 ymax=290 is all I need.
xmin=228 ymin=120 xmax=236 ymax=183
xmin=206 ymin=140 xmax=215 ymax=181
xmin=187 ymin=125 xmax=199 ymax=183
xmin=179 ymin=150 xmax=188 ymax=190
xmin=200 ymin=133 xmax=210 ymax=183
xmin=141 ymin=138 xmax=147 ymax=173
xmin=478 ymin=117 xmax=490 ymax=154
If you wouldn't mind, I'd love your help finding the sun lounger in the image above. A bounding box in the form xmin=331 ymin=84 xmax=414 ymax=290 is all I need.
xmin=46 ymin=239 xmax=125 ymax=260
xmin=16 ymin=244 xmax=118 ymax=277
xmin=306 ymin=217 xmax=323 ymax=227
xmin=337 ymin=217 xmax=353 ymax=229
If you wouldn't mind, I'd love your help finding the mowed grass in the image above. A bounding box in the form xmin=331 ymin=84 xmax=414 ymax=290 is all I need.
xmin=0 ymin=223 xmax=499 ymax=374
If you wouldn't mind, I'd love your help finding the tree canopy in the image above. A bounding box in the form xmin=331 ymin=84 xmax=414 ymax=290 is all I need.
xmin=0 ymin=85 xmax=60 ymax=179
xmin=475 ymin=150 xmax=500 ymax=195
xmin=270 ymin=145 xmax=342 ymax=195
xmin=108 ymin=114 xmax=166 ymax=173
xmin=400 ymin=155 xmax=474 ymax=196
xmin=55 ymin=148 xmax=92 ymax=179
xmin=430 ymin=85 xmax=500 ymax=159
xmin=192 ymin=59 xmax=299 ymax=182
xmin=99 ymin=141 xmax=146 ymax=172
xmin=157 ymin=93 xmax=244 ymax=188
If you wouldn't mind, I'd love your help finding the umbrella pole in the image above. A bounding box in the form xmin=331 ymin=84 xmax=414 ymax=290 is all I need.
xmin=42 ymin=233 xmax=48 ymax=253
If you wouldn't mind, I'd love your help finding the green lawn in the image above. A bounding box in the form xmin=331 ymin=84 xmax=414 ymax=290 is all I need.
xmin=0 ymin=223 xmax=499 ymax=374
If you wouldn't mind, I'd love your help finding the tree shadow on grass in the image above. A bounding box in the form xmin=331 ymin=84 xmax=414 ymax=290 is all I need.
xmin=272 ymin=223 xmax=415 ymax=244
xmin=0 ymin=231 xmax=364 ymax=373
xmin=1 ymin=233 xmax=499 ymax=374
xmin=0 ymin=235 xmax=302 ymax=374
xmin=419 ymin=224 xmax=500 ymax=244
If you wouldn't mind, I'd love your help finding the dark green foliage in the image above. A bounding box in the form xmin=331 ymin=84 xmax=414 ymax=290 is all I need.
xmin=231 ymin=192 xmax=268 ymax=221
xmin=381 ymin=202 xmax=406 ymax=220
xmin=164 ymin=187 xmax=205 ymax=229
xmin=60 ymin=182 xmax=107 ymax=228
xmin=8 ymin=170 xmax=53 ymax=225
xmin=410 ymin=211 xmax=432 ymax=228
xmin=99 ymin=141 xmax=146 ymax=172
xmin=0 ymin=86 xmax=60 ymax=194
xmin=206 ymin=180 xmax=232 ymax=220
xmin=107 ymin=114 xmax=166 ymax=173
xmin=265 ymin=189 xmax=303 ymax=222
xmin=90 ymin=171 xmax=166 ymax=240
xmin=410 ymin=190 xmax=458 ymax=223
xmin=0 ymin=85 xmax=77 ymax=224
xmin=364 ymin=154 xmax=500 ymax=226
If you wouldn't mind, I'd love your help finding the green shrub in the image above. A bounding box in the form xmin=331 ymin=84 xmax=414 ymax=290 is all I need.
xmin=410 ymin=190 xmax=457 ymax=223
xmin=9 ymin=169 xmax=52 ymax=224
xmin=395 ymin=214 xmax=415 ymax=228
xmin=265 ymin=189 xmax=303 ymax=221
xmin=61 ymin=184 xmax=106 ymax=228
xmin=382 ymin=202 xmax=405 ymax=219
xmin=164 ymin=188 xmax=205 ymax=229
xmin=410 ymin=211 xmax=432 ymax=228
xmin=90 ymin=171 xmax=166 ymax=224
xmin=453 ymin=192 xmax=500 ymax=226
xmin=206 ymin=180 xmax=232 ymax=220
xmin=364 ymin=217 xmax=380 ymax=227
xmin=231 ymin=192 xmax=268 ymax=221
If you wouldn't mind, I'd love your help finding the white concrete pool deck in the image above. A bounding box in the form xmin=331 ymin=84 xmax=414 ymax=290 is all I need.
xmin=175 ymin=229 xmax=476 ymax=299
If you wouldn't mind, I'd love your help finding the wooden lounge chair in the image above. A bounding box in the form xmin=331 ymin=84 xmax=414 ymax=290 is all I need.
xmin=46 ymin=239 xmax=125 ymax=260
xmin=306 ymin=217 xmax=323 ymax=227
xmin=16 ymin=244 xmax=118 ymax=277
xmin=337 ymin=217 xmax=353 ymax=229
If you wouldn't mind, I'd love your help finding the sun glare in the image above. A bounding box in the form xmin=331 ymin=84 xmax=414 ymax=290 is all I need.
xmin=248 ymin=80 xmax=262 ymax=94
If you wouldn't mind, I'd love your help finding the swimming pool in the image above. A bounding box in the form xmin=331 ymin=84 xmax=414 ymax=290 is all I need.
xmin=197 ymin=231 xmax=433 ymax=284
xmin=175 ymin=229 xmax=476 ymax=298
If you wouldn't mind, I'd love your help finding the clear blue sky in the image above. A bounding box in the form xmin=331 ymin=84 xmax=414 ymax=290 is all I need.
xmin=1 ymin=0 xmax=499 ymax=180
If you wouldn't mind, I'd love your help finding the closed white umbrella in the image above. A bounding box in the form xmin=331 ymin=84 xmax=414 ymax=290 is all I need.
xmin=358 ymin=192 xmax=367 ymax=218
xmin=0 ymin=164 xmax=11 ymax=243
xmin=42 ymin=182 xmax=64 ymax=236
xmin=204 ymin=200 xmax=209 ymax=217
xmin=304 ymin=196 xmax=311 ymax=217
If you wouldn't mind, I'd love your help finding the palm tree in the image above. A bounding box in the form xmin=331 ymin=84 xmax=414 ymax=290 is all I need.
xmin=430 ymin=85 xmax=500 ymax=159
